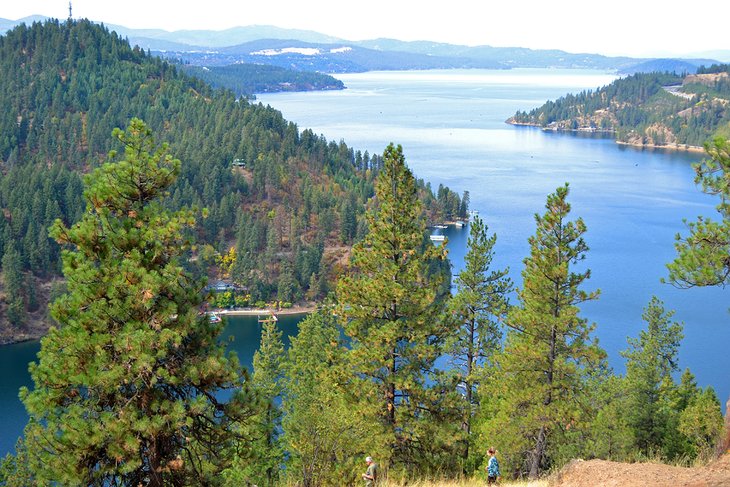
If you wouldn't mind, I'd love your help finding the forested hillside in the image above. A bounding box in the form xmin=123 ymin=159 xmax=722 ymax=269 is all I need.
xmin=0 ymin=19 xmax=727 ymax=487
xmin=2 ymin=132 xmax=725 ymax=485
xmin=508 ymin=68 xmax=730 ymax=148
xmin=0 ymin=19 xmax=466 ymax=342
xmin=183 ymin=63 xmax=345 ymax=97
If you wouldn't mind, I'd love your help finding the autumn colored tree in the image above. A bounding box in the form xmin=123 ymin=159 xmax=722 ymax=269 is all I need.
xmin=678 ymin=387 xmax=725 ymax=459
xmin=19 ymin=119 xmax=256 ymax=486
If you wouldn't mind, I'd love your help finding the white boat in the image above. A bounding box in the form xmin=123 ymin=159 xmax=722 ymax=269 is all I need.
xmin=429 ymin=234 xmax=446 ymax=242
xmin=454 ymin=221 xmax=465 ymax=227
xmin=259 ymin=312 xmax=278 ymax=323
xmin=433 ymin=224 xmax=448 ymax=229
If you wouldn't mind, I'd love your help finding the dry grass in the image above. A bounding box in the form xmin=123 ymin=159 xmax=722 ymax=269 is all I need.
xmin=380 ymin=479 xmax=548 ymax=487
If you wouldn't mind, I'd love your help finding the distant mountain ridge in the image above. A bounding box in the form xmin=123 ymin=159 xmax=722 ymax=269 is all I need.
xmin=109 ymin=23 xmax=346 ymax=47
xmin=618 ymin=58 xmax=717 ymax=75
xmin=168 ymin=38 xmax=501 ymax=72
xmin=2 ymin=16 xmax=726 ymax=73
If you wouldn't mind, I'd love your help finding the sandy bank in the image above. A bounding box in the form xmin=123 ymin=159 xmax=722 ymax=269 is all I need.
xmin=615 ymin=140 xmax=705 ymax=153
xmin=507 ymin=121 xmax=707 ymax=154
xmin=216 ymin=305 xmax=315 ymax=317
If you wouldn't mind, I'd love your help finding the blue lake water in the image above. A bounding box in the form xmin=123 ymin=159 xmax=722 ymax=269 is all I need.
xmin=256 ymin=68 xmax=729 ymax=404
xmin=1 ymin=68 xmax=727 ymax=457
xmin=0 ymin=315 xmax=303 ymax=457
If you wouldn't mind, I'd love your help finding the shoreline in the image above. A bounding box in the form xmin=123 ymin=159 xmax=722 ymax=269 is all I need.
xmin=215 ymin=305 xmax=315 ymax=317
xmin=615 ymin=140 xmax=706 ymax=153
xmin=508 ymin=121 xmax=706 ymax=154
xmin=0 ymin=305 xmax=317 ymax=346
xmin=0 ymin=335 xmax=39 ymax=346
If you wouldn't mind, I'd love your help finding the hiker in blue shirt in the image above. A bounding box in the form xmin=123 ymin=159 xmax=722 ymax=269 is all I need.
xmin=486 ymin=447 xmax=500 ymax=484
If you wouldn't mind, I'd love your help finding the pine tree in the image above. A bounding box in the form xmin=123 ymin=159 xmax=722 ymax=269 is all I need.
xmin=336 ymin=143 xmax=448 ymax=469
xmin=340 ymin=196 xmax=357 ymax=244
xmin=485 ymin=184 xmax=604 ymax=479
xmin=667 ymin=137 xmax=730 ymax=289
xmin=584 ymin=376 xmax=634 ymax=461
xmin=19 ymin=119 xmax=257 ymax=485
xmin=225 ymin=315 xmax=285 ymax=486
xmin=621 ymin=296 xmax=683 ymax=457
xmin=281 ymin=310 xmax=381 ymax=487
xmin=459 ymin=190 xmax=470 ymax=219
xmin=2 ymin=243 xmax=26 ymax=327
xmin=678 ymin=387 xmax=725 ymax=459
xmin=277 ymin=260 xmax=299 ymax=304
xmin=0 ymin=439 xmax=32 ymax=486
xmin=445 ymin=215 xmax=511 ymax=463
xmin=250 ymin=316 xmax=285 ymax=486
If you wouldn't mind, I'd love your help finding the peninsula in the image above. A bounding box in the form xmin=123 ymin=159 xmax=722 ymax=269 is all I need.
xmin=508 ymin=66 xmax=730 ymax=150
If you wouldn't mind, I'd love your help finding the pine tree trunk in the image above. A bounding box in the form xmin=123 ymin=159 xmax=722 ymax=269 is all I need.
xmin=530 ymin=325 xmax=556 ymax=479
xmin=462 ymin=318 xmax=476 ymax=461
xmin=719 ymin=397 xmax=730 ymax=455
xmin=387 ymin=350 xmax=396 ymax=427
xmin=530 ymin=425 xmax=547 ymax=479
xmin=149 ymin=436 xmax=163 ymax=487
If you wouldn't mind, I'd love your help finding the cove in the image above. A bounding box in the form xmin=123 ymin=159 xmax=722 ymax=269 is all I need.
xmin=256 ymin=68 xmax=729 ymax=407
xmin=0 ymin=314 xmax=303 ymax=457
xmin=2 ymin=68 xmax=727 ymax=458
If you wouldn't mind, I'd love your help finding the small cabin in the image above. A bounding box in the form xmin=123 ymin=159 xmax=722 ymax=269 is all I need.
xmin=210 ymin=281 xmax=235 ymax=292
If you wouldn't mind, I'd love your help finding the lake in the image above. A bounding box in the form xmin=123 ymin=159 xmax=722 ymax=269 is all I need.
xmin=256 ymin=68 xmax=729 ymax=403
xmin=0 ymin=314 xmax=303 ymax=457
xmin=1 ymin=68 xmax=727 ymax=458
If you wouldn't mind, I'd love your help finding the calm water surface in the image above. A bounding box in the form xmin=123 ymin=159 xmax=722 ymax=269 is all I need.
xmin=257 ymin=68 xmax=729 ymax=402
xmin=0 ymin=315 xmax=302 ymax=457
xmin=2 ymin=68 xmax=727 ymax=457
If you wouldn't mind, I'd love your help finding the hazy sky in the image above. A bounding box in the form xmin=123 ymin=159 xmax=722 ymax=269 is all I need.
xmin=3 ymin=0 xmax=728 ymax=58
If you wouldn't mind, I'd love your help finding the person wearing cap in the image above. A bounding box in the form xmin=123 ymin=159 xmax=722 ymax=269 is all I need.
xmin=485 ymin=447 xmax=500 ymax=484
xmin=362 ymin=456 xmax=379 ymax=486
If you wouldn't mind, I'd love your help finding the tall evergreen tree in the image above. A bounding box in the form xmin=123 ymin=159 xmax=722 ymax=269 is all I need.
xmin=336 ymin=143 xmax=448 ymax=470
xmin=667 ymin=137 xmax=730 ymax=290
xmin=621 ymin=296 xmax=684 ymax=457
xmin=250 ymin=316 xmax=285 ymax=486
xmin=678 ymin=387 xmax=725 ymax=459
xmin=484 ymin=184 xmax=604 ymax=479
xmin=340 ymin=196 xmax=358 ymax=244
xmin=281 ymin=310 xmax=381 ymax=487
xmin=459 ymin=190 xmax=470 ymax=219
xmin=583 ymin=376 xmax=634 ymax=461
xmin=445 ymin=215 xmax=511 ymax=463
xmin=2 ymin=243 xmax=26 ymax=327
xmin=19 ymin=119 xmax=256 ymax=485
